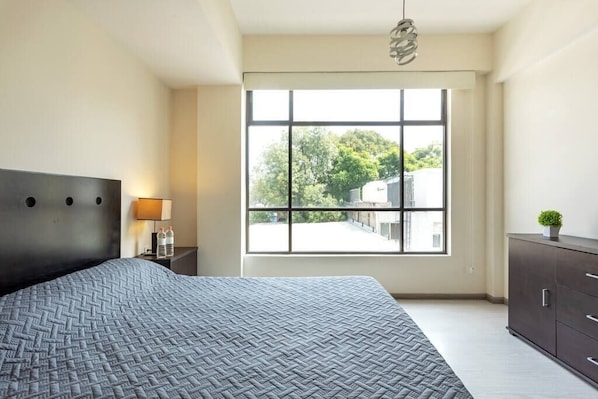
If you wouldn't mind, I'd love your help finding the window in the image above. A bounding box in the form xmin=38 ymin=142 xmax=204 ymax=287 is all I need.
xmin=246 ymin=89 xmax=447 ymax=254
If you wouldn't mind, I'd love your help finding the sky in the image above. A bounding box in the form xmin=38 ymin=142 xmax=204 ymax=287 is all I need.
xmin=249 ymin=89 xmax=445 ymax=167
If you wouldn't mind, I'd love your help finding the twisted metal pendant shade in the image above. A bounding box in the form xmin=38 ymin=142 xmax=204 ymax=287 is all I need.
xmin=389 ymin=0 xmax=418 ymax=65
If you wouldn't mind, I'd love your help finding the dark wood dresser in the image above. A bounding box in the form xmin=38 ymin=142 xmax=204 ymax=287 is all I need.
xmin=508 ymin=234 xmax=598 ymax=387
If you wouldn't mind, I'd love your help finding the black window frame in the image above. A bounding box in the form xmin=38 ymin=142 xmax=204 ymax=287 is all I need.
xmin=245 ymin=89 xmax=448 ymax=255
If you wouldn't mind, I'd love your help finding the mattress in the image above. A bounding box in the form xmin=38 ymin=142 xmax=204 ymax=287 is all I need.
xmin=1 ymin=258 xmax=471 ymax=398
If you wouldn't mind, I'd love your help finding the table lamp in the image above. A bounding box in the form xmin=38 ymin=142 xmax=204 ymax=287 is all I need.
xmin=137 ymin=198 xmax=172 ymax=254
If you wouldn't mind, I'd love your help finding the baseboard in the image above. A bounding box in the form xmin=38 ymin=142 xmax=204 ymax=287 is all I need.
xmin=391 ymin=293 xmax=486 ymax=300
xmin=486 ymin=294 xmax=507 ymax=304
xmin=391 ymin=293 xmax=507 ymax=304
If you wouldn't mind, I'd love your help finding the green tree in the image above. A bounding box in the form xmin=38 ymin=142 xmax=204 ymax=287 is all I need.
xmin=250 ymin=137 xmax=288 ymax=208
xmin=378 ymin=147 xmax=422 ymax=177
xmin=250 ymin=127 xmax=443 ymax=223
xmin=292 ymin=183 xmax=343 ymax=223
xmin=250 ymin=127 xmax=343 ymax=223
xmin=339 ymin=129 xmax=395 ymax=157
xmin=291 ymin=127 xmax=343 ymax=222
xmin=378 ymin=148 xmax=400 ymax=178
xmin=412 ymin=142 xmax=443 ymax=169
xmin=291 ymin=127 xmax=339 ymax=207
xmin=328 ymin=146 xmax=379 ymax=201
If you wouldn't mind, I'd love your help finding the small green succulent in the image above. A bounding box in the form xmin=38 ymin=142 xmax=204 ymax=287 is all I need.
xmin=538 ymin=210 xmax=563 ymax=227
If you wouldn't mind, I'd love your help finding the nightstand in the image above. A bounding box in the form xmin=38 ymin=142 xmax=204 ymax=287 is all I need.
xmin=137 ymin=247 xmax=198 ymax=276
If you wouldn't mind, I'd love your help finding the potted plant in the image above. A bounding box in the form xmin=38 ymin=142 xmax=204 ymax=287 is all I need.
xmin=538 ymin=210 xmax=563 ymax=238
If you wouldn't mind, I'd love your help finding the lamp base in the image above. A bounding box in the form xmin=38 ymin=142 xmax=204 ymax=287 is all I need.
xmin=151 ymin=232 xmax=157 ymax=254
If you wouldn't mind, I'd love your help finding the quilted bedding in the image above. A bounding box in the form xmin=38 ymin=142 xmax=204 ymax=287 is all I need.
xmin=1 ymin=258 xmax=471 ymax=398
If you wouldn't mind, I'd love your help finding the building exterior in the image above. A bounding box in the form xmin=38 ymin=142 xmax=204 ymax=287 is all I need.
xmin=348 ymin=168 xmax=443 ymax=251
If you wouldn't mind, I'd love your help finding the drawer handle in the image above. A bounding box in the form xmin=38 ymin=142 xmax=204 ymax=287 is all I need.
xmin=542 ymin=288 xmax=550 ymax=307
xmin=585 ymin=273 xmax=598 ymax=280
xmin=587 ymin=357 xmax=598 ymax=367
xmin=587 ymin=315 xmax=598 ymax=324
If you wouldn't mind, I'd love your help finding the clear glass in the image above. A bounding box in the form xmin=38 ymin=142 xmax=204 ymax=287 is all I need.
xmin=248 ymin=211 xmax=288 ymax=252
xmin=291 ymin=211 xmax=402 ymax=252
xmin=404 ymin=89 xmax=442 ymax=121
xmin=252 ymin=90 xmax=289 ymax=121
xmin=403 ymin=211 xmax=444 ymax=252
xmin=248 ymin=126 xmax=289 ymax=208
xmin=291 ymin=126 xmax=400 ymax=208
xmin=246 ymin=89 xmax=448 ymax=254
xmin=403 ymin=126 xmax=444 ymax=208
xmin=293 ymin=90 xmax=401 ymax=122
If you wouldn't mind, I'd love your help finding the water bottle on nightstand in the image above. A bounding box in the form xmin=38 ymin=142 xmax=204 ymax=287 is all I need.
xmin=166 ymin=226 xmax=174 ymax=257
xmin=157 ymin=227 xmax=167 ymax=259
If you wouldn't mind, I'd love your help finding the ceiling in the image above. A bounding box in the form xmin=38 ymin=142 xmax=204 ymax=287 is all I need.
xmin=231 ymin=0 xmax=532 ymax=35
xmin=70 ymin=0 xmax=532 ymax=88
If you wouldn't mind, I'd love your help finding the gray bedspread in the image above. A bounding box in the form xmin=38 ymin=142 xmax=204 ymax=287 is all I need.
xmin=1 ymin=258 xmax=471 ymax=398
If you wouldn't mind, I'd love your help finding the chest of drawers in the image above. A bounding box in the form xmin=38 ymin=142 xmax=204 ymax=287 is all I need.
xmin=508 ymin=234 xmax=598 ymax=388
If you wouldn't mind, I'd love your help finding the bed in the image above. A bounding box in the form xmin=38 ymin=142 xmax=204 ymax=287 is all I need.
xmin=0 ymin=169 xmax=472 ymax=398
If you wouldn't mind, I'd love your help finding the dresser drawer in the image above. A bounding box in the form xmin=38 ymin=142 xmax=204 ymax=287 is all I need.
xmin=557 ymin=249 xmax=598 ymax=297
xmin=558 ymin=285 xmax=598 ymax=341
xmin=557 ymin=322 xmax=598 ymax=384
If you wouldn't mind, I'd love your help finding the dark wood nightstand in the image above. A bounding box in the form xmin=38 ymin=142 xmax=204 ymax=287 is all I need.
xmin=137 ymin=247 xmax=198 ymax=276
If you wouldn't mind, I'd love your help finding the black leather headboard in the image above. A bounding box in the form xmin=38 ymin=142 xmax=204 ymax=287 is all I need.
xmin=0 ymin=169 xmax=121 ymax=296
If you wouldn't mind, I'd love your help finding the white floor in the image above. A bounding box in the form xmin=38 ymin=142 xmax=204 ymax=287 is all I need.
xmin=397 ymin=300 xmax=598 ymax=399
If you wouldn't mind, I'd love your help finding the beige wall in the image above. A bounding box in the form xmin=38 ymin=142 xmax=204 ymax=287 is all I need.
xmin=496 ymin=0 xmax=598 ymax=297
xmin=170 ymin=89 xmax=198 ymax=248
xmin=13 ymin=0 xmax=595 ymax=300
xmin=243 ymin=86 xmax=488 ymax=295
xmin=197 ymin=85 xmax=243 ymax=276
xmin=484 ymin=73 xmax=505 ymax=299
xmin=494 ymin=0 xmax=598 ymax=82
xmin=237 ymin=35 xmax=491 ymax=295
xmin=244 ymin=34 xmax=493 ymax=73
xmin=0 ymin=0 xmax=171 ymax=257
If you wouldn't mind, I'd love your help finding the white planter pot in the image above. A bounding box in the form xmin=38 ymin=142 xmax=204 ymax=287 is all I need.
xmin=543 ymin=226 xmax=561 ymax=238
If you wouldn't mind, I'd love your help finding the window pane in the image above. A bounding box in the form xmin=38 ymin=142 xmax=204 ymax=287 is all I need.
xmin=404 ymin=126 xmax=444 ymax=208
xmin=246 ymin=88 xmax=448 ymax=254
xmin=252 ymin=90 xmax=289 ymax=121
xmin=294 ymin=90 xmax=401 ymax=122
xmin=404 ymin=211 xmax=444 ymax=252
xmin=404 ymin=89 xmax=441 ymax=120
xmin=248 ymin=126 xmax=289 ymax=208
xmin=248 ymin=211 xmax=288 ymax=252
xmin=291 ymin=126 xmax=401 ymax=208
xmin=292 ymin=211 xmax=401 ymax=252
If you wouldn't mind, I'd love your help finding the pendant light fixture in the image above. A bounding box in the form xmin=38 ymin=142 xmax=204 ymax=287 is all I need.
xmin=389 ymin=0 xmax=418 ymax=65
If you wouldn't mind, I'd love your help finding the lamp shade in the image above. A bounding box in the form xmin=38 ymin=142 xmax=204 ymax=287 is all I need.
xmin=137 ymin=198 xmax=172 ymax=221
